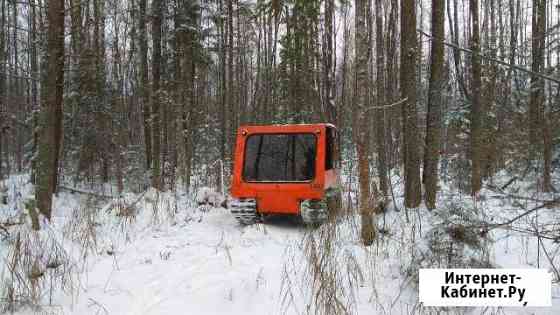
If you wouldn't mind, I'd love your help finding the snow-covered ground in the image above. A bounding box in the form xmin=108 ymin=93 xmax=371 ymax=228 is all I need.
xmin=1 ymin=173 xmax=559 ymax=314
xmin=57 ymin=209 xmax=300 ymax=315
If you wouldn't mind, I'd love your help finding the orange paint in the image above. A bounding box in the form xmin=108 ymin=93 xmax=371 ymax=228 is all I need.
xmin=230 ymin=124 xmax=340 ymax=215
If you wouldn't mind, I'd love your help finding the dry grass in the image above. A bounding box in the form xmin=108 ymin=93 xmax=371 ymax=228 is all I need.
xmin=63 ymin=197 xmax=100 ymax=264
xmin=280 ymin=206 xmax=363 ymax=315
xmin=0 ymin=227 xmax=78 ymax=312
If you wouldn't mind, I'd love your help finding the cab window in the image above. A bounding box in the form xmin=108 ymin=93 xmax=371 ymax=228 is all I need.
xmin=243 ymin=133 xmax=317 ymax=182
xmin=325 ymin=127 xmax=338 ymax=170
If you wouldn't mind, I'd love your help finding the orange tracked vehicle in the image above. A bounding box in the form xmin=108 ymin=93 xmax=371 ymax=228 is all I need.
xmin=228 ymin=124 xmax=341 ymax=225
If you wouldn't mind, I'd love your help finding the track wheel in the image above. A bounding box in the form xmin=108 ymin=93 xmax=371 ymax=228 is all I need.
xmin=300 ymin=188 xmax=342 ymax=225
xmin=229 ymin=198 xmax=260 ymax=225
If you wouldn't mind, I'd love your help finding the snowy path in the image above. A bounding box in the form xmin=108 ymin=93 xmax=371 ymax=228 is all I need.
xmin=65 ymin=209 xmax=304 ymax=315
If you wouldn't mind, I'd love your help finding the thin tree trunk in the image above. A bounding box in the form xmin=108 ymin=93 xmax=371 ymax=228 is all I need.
xmin=218 ymin=0 xmax=226 ymax=193
xmin=112 ymin=0 xmax=125 ymax=194
xmin=0 ymin=0 xmax=6 ymax=181
xmin=151 ymin=0 xmax=163 ymax=189
xmin=385 ymin=0 xmax=398 ymax=167
xmin=227 ymin=0 xmax=235 ymax=175
xmin=470 ymin=0 xmax=484 ymax=195
xmin=170 ymin=0 xmax=183 ymax=191
xmin=374 ymin=0 xmax=388 ymax=199
xmin=94 ymin=0 xmax=108 ymax=183
xmin=482 ymin=0 xmax=498 ymax=178
xmin=30 ymin=0 xmax=39 ymax=184
xmin=529 ymin=0 xmax=545 ymax=147
xmin=139 ymin=0 xmax=151 ymax=170
xmin=13 ymin=0 xmax=22 ymax=173
xmin=182 ymin=0 xmax=197 ymax=192
xmin=323 ymin=0 xmax=335 ymax=124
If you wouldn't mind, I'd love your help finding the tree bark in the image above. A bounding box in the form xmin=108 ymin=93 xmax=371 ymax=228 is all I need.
xmin=323 ymin=0 xmax=336 ymax=124
xmin=400 ymin=0 xmax=421 ymax=208
xmin=469 ymin=0 xmax=484 ymax=195
xmin=139 ymin=0 xmax=152 ymax=170
xmin=0 ymin=0 xmax=6 ymax=181
xmin=374 ymin=0 xmax=388 ymax=199
xmin=218 ymin=0 xmax=226 ymax=193
xmin=30 ymin=0 xmax=39 ymax=184
xmin=227 ymin=0 xmax=236 ymax=180
xmin=182 ymin=0 xmax=197 ymax=192
xmin=36 ymin=0 xmax=65 ymax=220
xmin=355 ymin=0 xmax=376 ymax=246
xmin=529 ymin=0 xmax=552 ymax=191
xmin=93 ymin=0 xmax=108 ymax=183
xmin=423 ymin=0 xmax=445 ymax=209
xmin=151 ymin=0 xmax=163 ymax=189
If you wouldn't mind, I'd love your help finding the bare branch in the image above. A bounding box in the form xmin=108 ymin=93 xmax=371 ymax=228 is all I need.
xmin=418 ymin=28 xmax=560 ymax=85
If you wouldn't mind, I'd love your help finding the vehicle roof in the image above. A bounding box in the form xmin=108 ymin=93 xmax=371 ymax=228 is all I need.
xmin=238 ymin=123 xmax=337 ymax=129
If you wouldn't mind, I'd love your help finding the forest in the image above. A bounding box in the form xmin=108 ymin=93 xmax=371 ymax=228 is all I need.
xmin=0 ymin=0 xmax=559 ymax=313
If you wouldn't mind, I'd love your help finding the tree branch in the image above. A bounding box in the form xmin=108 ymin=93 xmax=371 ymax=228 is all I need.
xmin=418 ymin=28 xmax=560 ymax=85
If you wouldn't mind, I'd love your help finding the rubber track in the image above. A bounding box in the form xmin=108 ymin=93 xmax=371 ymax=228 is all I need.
xmin=229 ymin=199 xmax=260 ymax=225
xmin=300 ymin=200 xmax=328 ymax=225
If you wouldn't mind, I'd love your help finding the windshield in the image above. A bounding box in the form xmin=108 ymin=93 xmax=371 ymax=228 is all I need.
xmin=243 ymin=133 xmax=317 ymax=182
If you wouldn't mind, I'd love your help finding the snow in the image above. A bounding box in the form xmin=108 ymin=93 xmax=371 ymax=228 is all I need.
xmin=61 ymin=209 xmax=293 ymax=315
xmin=0 ymin=172 xmax=559 ymax=314
xmin=195 ymin=187 xmax=226 ymax=208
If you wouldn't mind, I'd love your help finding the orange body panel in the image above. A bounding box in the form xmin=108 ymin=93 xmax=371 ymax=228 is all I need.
xmin=230 ymin=124 xmax=339 ymax=215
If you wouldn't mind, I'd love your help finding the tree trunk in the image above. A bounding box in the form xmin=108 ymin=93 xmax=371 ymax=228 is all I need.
xmin=218 ymin=0 xmax=226 ymax=193
xmin=529 ymin=0 xmax=545 ymax=147
xmin=469 ymin=0 xmax=484 ymax=195
xmin=182 ymin=0 xmax=197 ymax=192
xmin=227 ymin=0 xmax=235 ymax=182
xmin=0 ymin=0 xmax=5 ymax=181
xmin=423 ymin=0 xmax=445 ymax=209
xmin=170 ymin=0 xmax=183 ymax=191
xmin=151 ymin=0 xmax=163 ymax=189
xmin=94 ymin=0 xmax=108 ymax=183
xmin=323 ymin=0 xmax=335 ymax=124
xmin=385 ymin=0 xmax=398 ymax=168
xmin=12 ymin=0 xmax=22 ymax=174
xmin=30 ymin=0 xmax=39 ymax=184
xmin=111 ymin=0 xmax=125 ymax=194
xmin=482 ymin=0 xmax=498 ymax=178
xmin=529 ymin=0 xmax=552 ymax=191
xmin=355 ymin=0 xmax=376 ymax=246
xmin=139 ymin=0 xmax=151 ymax=170
xmin=36 ymin=0 xmax=65 ymax=220
xmin=400 ymin=0 xmax=421 ymax=208
xmin=374 ymin=0 xmax=388 ymax=199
